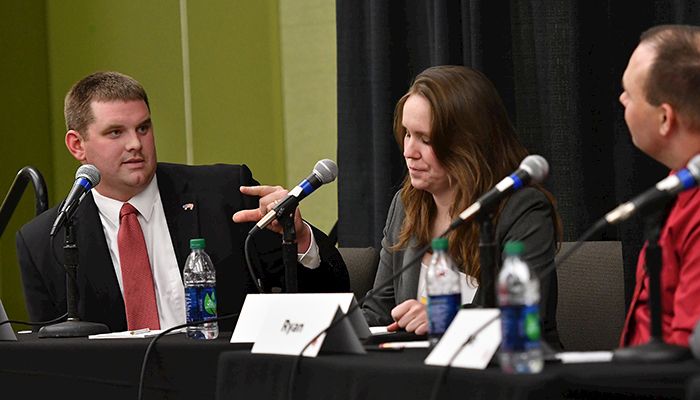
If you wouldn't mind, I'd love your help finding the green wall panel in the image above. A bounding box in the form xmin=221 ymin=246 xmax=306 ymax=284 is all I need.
xmin=0 ymin=1 xmax=52 ymax=323
xmin=187 ymin=0 xmax=285 ymax=185
xmin=46 ymin=0 xmax=187 ymax=206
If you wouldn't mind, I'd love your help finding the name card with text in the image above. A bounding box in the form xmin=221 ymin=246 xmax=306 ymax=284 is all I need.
xmin=424 ymin=308 xmax=501 ymax=370
xmin=232 ymin=293 xmax=369 ymax=357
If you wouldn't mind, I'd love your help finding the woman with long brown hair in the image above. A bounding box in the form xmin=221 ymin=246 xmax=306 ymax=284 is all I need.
xmin=362 ymin=65 xmax=561 ymax=346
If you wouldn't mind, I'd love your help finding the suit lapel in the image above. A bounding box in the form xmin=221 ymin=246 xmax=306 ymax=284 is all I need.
xmin=157 ymin=165 xmax=200 ymax=272
xmin=73 ymin=193 xmax=122 ymax=309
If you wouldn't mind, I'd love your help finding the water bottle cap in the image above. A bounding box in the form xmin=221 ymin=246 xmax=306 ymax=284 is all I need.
xmin=431 ymin=237 xmax=448 ymax=250
xmin=190 ymin=238 xmax=206 ymax=249
xmin=504 ymin=241 xmax=524 ymax=255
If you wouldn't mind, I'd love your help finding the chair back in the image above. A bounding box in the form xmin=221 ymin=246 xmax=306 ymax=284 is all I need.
xmin=337 ymin=247 xmax=380 ymax=301
xmin=555 ymin=240 xmax=625 ymax=351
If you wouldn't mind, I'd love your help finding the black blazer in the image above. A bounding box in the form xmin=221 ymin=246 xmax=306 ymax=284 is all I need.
xmin=16 ymin=163 xmax=349 ymax=332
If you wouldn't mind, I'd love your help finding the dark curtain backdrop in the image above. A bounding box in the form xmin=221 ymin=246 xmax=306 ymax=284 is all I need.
xmin=336 ymin=0 xmax=700 ymax=307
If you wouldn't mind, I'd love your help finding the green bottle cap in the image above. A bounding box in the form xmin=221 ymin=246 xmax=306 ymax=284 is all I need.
xmin=431 ymin=237 xmax=448 ymax=251
xmin=190 ymin=238 xmax=206 ymax=249
xmin=504 ymin=241 xmax=524 ymax=255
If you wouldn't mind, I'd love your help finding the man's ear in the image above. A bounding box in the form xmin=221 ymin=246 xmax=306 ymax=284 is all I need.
xmin=65 ymin=130 xmax=87 ymax=161
xmin=659 ymin=103 xmax=676 ymax=137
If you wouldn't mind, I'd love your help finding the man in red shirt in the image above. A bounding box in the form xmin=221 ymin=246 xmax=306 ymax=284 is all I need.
xmin=618 ymin=25 xmax=700 ymax=347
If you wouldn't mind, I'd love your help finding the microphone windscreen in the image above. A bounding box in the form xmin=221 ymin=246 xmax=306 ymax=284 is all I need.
xmin=687 ymin=154 xmax=700 ymax=181
xmin=520 ymin=155 xmax=549 ymax=184
xmin=76 ymin=164 xmax=101 ymax=186
xmin=313 ymin=159 xmax=338 ymax=184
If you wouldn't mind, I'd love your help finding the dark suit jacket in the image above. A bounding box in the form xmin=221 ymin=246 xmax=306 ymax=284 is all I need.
xmin=16 ymin=163 xmax=349 ymax=332
xmin=362 ymin=188 xmax=560 ymax=347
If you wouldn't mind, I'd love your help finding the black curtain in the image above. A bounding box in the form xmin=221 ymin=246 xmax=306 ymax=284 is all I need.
xmin=336 ymin=0 xmax=700 ymax=307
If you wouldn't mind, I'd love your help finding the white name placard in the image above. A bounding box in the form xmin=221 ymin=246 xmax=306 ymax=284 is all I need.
xmin=424 ymin=308 xmax=501 ymax=370
xmin=232 ymin=293 xmax=369 ymax=357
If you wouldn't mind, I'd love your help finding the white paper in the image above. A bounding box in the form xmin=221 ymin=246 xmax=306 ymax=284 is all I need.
xmin=555 ymin=351 xmax=613 ymax=363
xmin=88 ymin=328 xmax=184 ymax=339
xmin=424 ymin=308 xmax=501 ymax=370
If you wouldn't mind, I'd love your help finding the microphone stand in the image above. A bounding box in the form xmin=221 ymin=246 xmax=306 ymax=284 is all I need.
xmin=612 ymin=209 xmax=689 ymax=362
xmin=38 ymin=219 xmax=109 ymax=338
xmin=279 ymin=205 xmax=298 ymax=293
xmin=476 ymin=210 xmax=498 ymax=308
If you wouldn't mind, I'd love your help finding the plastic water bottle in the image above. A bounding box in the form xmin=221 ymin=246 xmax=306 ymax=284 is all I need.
xmin=183 ymin=238 xmax=219 ymax=339
xmin=497 ymin=241 xmax=543 ymax=373
xmin=426 ymin=237 xmax=461 ymax=346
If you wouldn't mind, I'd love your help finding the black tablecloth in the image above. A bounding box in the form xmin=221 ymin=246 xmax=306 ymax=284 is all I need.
xmin=0 ymin=331 xmax=247 ymax=400
xmin=216 ymin=348 xmax=700 ymax=400
xmin=4 ymin=331 xmax=700 ymax=400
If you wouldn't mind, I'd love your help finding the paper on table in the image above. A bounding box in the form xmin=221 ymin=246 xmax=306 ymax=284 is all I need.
xmin=555 ymin=351 xmax=613 ymax=363
xmin=88 ymin=328 xmax=185 ymax=340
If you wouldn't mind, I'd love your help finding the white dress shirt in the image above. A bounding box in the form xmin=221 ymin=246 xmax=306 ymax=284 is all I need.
xmin=93 ymin=176 xmax=321 ymax=330
xmin=93 ymin=177 xmax=186 ymax=329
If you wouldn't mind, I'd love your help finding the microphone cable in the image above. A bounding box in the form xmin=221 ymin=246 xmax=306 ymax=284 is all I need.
xmin=0 ymin=312 xmax=69 ymax=328
xmin=286 ymin=238 xmax=438 ymax=400
xmin=136 ymin=312 xmax=240 ymax=400
xmin=428 ymin=313 xmax=501 ymax=400
xmin=286 ymin=157 xmax=551 ymax=400
xmin=426 ymin=216 xmax=608 ymax=399
xmin=244 ymin=233 xmax=265 ymax=293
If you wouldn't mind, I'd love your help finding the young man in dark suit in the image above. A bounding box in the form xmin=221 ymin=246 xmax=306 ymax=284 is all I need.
xmin=16 ymin=71 xmax=349 ymax=332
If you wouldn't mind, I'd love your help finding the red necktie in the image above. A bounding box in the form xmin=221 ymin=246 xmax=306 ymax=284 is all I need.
xmin=118 ymin=203 xmax=160 ymax=330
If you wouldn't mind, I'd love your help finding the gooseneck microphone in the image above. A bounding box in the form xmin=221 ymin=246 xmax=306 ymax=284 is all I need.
xmin=604 ymin=154 xmax=700 ymax=225
xmin=49 ymin=164 xmax=101 ymax=237
xmin=448 ymin=154 xmax=550 ymax=231
xmin=248 ymin=159 xmax=338 ymax=236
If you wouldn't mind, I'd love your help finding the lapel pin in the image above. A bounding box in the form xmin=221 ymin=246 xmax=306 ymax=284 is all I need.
xmin=182 ymin=203 xmax=194 ymax=211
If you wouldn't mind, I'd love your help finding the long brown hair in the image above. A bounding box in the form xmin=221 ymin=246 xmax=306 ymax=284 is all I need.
xmin=392 ymin=65 xmax=559 ymax=280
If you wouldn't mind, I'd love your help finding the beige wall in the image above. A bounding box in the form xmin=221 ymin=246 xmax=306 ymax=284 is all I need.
xmin=0 ymin=0 xmax=337 ymax=325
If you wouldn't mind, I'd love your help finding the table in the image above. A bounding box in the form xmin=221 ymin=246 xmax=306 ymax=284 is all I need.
xmin=0 ymin=331 xmax=248 ymax=400
xmin=4 ymin=332 xmax=700 ymax=400
xmin=216 ymin=348 xmax=700 ymax=400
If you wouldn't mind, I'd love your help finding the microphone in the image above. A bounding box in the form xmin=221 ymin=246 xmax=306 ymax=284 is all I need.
xmin=49 ymin=164 xmax=101 ymax=237
xmin=448 ymin=154 xmax=549 ymax=231
xmin=604 ymin=154 xmax=700 ymax=225
xmin=248 ymin=159 xmax=338 ymax=236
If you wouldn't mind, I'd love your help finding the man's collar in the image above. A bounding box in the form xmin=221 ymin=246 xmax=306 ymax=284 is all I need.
xmin=93 ymin=177 xmax=159 ymax=227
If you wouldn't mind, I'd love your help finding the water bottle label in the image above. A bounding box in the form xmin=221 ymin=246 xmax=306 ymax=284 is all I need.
xmin=202 ymin=287 xmax=217 ymax=319
xmin=185 ymin=286 xmax=218 ymax=323
xmin=427 ymin=293 xmax=461 ymax=335
xmin=499 ymin=304 xmax=541 ymax=352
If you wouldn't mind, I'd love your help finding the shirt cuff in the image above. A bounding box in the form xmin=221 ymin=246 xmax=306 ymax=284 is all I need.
xmin=297 ymin=221 xmax=321 ymax=269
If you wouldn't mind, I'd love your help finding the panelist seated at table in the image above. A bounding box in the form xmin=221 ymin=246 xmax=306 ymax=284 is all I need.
xmin=15 ymin=71 xmax=349 ymax=333
xmin=361 ymin=65 xmax=562 ymax=347
xmin=618 ymin=25 xmax=700 ymax=348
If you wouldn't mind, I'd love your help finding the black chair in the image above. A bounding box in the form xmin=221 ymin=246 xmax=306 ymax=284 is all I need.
xmin=337 ymin=247 xmax=380 ymax=301
xmin=555 ymin=240 xmax=626 ymax=351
